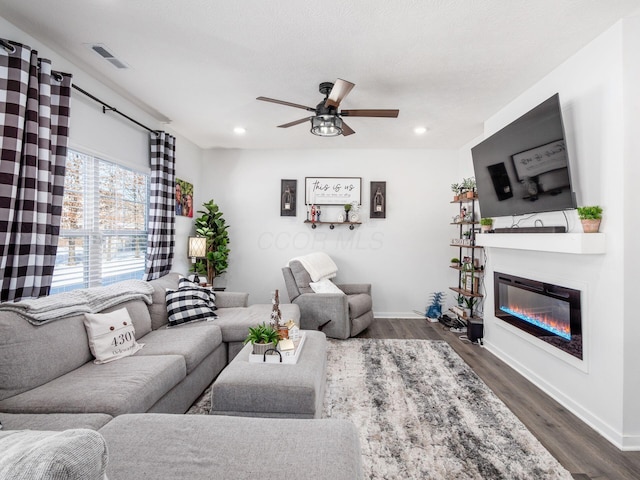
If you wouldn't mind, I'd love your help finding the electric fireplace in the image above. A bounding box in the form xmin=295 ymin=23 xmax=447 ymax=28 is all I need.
xmin=494 ymin=272 xmax=582 ymax=359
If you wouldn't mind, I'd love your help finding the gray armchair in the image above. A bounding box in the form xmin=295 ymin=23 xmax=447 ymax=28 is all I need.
xmin=282 ymin=259 xmax=373 ymax=339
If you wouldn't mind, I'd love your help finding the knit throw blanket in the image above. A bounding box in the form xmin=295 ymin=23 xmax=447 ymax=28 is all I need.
xmin=288 ymin=252 xmax=338 ymax=282
xmin=0 ymin=280 xmax=155 ymax=325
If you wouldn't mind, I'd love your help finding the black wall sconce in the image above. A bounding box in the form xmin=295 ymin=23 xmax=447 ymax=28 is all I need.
xmin=280 ymin=179 xmax=297 ymax=216
xmin=370 ymin=181 xmax=386 ymax=218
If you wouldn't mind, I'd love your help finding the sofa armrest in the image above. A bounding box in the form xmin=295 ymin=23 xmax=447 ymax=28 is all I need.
xmin=336 ymin=283 xmax=371 ymax=296
xmin=293 ymin=293 xmax=350 ymax=339
xmin=214 ymin=292 xmax=249 ymax=308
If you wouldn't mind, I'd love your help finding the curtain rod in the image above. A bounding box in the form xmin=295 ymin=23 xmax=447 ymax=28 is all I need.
xmin=72 ymin=84 xmax=160 ymax=136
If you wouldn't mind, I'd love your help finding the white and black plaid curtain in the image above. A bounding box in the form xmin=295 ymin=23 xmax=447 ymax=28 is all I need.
xmin=0 ymin=40 xmax=72 ymax=301
xmin=143 ymin=131 xmax=176 ymax=281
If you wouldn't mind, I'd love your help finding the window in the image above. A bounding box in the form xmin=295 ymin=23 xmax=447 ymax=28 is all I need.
xmin=51 ymin=150 xmax=149 ymax=293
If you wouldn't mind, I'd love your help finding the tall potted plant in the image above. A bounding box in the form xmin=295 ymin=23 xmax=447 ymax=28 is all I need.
xmin=193 ymin=199 xmax=230 ymax=285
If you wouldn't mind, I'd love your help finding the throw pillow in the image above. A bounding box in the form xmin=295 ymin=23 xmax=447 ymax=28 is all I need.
xmin=84 ymin=308 xmax=144 ymax=364
xmin=165 ymin=281 xmax=217 ymax=327
xmin=0 ymin=429 xmax=108 ymax=480
xmin=309 ymin=278 xmax=344 ymax=294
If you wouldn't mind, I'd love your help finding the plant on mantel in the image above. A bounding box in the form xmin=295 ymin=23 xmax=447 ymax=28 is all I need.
xmin=577 ymin=205 xmax=603 ymax=233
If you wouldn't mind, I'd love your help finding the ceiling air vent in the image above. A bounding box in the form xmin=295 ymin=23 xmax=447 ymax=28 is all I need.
xmin=88 ymin=43 xmax=129 ymax=69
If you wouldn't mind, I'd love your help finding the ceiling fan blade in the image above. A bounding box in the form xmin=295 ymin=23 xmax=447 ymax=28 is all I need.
xmin=325 ymin=79 xmax=355 ymax=108
xmin=257 ymin=97 xmax=315 ymax=112
xmin=341 ymin=121 xmax=355 ymax=136
xmin=277 ymin=117 xmax=311 ymax=128
xmin=340 ymin=109 xmax=399 ymax=118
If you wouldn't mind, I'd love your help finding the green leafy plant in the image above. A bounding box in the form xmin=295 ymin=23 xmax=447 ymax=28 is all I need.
xmin=577 ymin=206 xmax=602 ymax=220
xmin=450 ymin=257 xmax=460 ymax=264
xmin=451 ymin=182 xmax=461 ymax=194
xmin=463 ymin=296 xmax=477 ymax=310
xmin=480 ymin=218 xmax=493 ymax=226
xmin=193 ymin=199 xmax=230 ymax=284
xmin=344 ymin=203 xmax=352 ymax=212
xmin=243 ymin=323 xmax=279 ymax=346
xmin=461 ymin=177 xmax=476 ymax=193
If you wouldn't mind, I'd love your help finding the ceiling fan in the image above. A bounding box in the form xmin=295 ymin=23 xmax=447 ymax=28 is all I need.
xmin=256 ymin=79 xmax=399 ymax=137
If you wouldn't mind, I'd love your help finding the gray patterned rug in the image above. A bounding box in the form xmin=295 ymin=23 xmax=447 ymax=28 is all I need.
xmin=188 ymin=338 xmax=573 ymax=480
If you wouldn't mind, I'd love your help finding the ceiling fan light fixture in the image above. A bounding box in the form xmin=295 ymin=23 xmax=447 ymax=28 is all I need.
xmin=310 ymin=115 xmax=343 ymax=137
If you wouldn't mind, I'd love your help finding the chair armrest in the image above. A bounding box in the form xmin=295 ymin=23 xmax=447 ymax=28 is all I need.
xmin=336 ymin=283 xmax=371 ymax=296
xmin=214 ymin=291 xmax=249 ymax=308
xmin=293 ymin=293 xmax=350 ymax=339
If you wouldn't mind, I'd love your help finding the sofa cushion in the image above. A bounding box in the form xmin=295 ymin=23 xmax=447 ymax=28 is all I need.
xmin=135 ymin=323 xmax=222 ymax=374
xmin=84 ymin=308 xmax=144 ymax=364
xmin=0 ymin=311 xmax=93 ymax=401
xmin=99 ymin=414 xmax=363 ymax=480
xmin=0 ymin=429 xmax=108 ymax=480
xmin=289 ymin=260 xmax=314 ymax=294
xmin=0 ymin=355 xmax=186 ymax=416
xmin=147 ymin=272 xmax=181 ymax=330
xmin=0 ymin=413 xmax=113 ymax=432
xmin=213 ymin=304 xmax=300 ymax=343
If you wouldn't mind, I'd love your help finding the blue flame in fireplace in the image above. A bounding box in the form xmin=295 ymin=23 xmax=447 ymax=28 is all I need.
xmin=499 ymin=306 xmax=571 ymax=341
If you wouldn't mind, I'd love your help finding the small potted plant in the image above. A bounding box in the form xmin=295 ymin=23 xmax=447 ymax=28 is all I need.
xmin=450 ymin=257 xmax=460 ymax=268
xmin=479 ymin=217 xmax=493 ymax=233
xmin=343 ymin=203 xmax=353 ymax=222
xmin=244 ymin=323 xmax=279 ymax=355
xmin=462 ymin=177 xmax=476 ymax=198
xmin=463 ymin=296 xmax=477 ymax=318
xmin=577 ymin=206 xmax=602 ymax=233
xmin=451 ymin=183 xmax=461 ymax=202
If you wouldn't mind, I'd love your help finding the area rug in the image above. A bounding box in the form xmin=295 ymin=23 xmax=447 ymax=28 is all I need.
xmin=188 ymin=338 xmax=573 ymax=480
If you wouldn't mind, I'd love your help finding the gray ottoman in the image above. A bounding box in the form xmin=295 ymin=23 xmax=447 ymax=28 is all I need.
xmin=210 ymin=330 xmax=327 ymax=419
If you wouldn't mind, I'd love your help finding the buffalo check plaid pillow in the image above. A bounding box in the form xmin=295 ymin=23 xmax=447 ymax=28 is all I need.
xmin=165 ymin=279 xmax=217 ymax=327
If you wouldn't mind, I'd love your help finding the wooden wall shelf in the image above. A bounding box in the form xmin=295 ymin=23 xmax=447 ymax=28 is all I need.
xmin=304 ymin=220 xmax=361 ymax=230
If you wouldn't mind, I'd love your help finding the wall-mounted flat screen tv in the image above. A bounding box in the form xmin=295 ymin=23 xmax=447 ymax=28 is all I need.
xmin=471 ymin=94 xmax=577 ymax=218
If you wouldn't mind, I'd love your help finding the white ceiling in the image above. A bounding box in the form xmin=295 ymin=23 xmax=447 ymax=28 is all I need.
xmin=1 ymin=0 xmax=639 ymax=150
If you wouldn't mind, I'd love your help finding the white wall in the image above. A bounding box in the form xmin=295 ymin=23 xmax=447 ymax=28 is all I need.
xmin=463 ymin=20 xmax=638 ymax=448
xmin=201 ymin=148 xmax=457 ymax=315
xmin=622 ymin=12 xmax=640 ymax=442
xmin=1 ymin=15 xmax=203 ymax=276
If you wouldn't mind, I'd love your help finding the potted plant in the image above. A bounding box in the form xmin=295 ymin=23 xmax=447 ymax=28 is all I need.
xmin=244 ymin=323 xmax=279 ymax=355
xmin=480 ymin=217 xmax=493 ymax=233
xmin=450 ymin=257 xmax=460 ymax=268
xmin=463 ymin=296 xmax=477 ymax=318
xmin=577 ymin=206 xmax=602 ymax=233
xmin=193 ymin=199 xmax=231 ymax=285
xmin=451 ymin=182 xmax=461 ymax=202
xmin=462 ymin=177 xmax=476 ymax=198
xmin=343 ymin=203 xmax=352 ymax=222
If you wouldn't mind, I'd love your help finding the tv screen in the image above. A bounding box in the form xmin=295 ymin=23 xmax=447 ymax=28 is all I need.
xmin=471 ymin=94 xmax=576 ymax=218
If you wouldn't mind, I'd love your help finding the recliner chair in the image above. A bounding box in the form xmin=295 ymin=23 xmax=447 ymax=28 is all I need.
xmin=281 ymin=254 xmax=373 ymax=339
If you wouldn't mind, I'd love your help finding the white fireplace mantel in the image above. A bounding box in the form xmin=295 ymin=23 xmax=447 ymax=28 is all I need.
xmin=476 ymin=233 xmax=606 ymax=254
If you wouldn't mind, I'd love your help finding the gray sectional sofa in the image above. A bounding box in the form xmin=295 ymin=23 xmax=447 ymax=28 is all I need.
xmin=0 ymin=273 xmax=363 ymax=479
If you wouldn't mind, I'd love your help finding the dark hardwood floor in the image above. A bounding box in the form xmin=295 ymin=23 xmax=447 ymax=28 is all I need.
xmin=357 ymin=318 xmax=640 ymax=480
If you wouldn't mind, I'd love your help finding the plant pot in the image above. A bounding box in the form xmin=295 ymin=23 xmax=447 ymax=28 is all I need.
xmin=453 ymin=195 xmax=460 ymax=202
xmin=481 ymin=225 xmax=492 ymax=233
xmin=252 ymin=342 xmax=274 ymax=355
xmin=451 ymin=262 xmax=460 ymax=268
xmin=581 ymin=219 xmax=601 ymax=233
xmin=466 ymin=191 xmax=475 ymax=199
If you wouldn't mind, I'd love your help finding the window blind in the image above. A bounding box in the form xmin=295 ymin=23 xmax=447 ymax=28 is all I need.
xmin=51 ymin=150 xmax=149 ymax=293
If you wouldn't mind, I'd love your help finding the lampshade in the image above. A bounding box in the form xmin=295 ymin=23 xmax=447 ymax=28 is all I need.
xmin=188 ymin=236 xmax=207 ymax=258
xmin=310 ymin=115 xmax=343 ymax=137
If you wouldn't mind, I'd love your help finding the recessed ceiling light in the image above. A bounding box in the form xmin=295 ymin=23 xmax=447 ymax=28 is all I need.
xmin=233 ymin=127 xmax=246 ymax=135
xmin=414 ymin=126 xmax=428 ymax=135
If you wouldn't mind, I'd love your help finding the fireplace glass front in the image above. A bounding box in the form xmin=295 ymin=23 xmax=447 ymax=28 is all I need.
xmin=494 ymin=272 xmax=582 ymax=359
